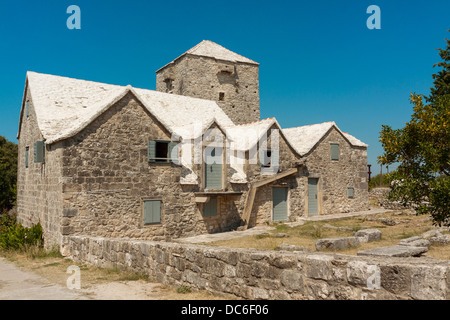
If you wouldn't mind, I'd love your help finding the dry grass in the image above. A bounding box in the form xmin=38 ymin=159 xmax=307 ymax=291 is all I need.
xmin=206 ymin=210 xmax=450 ymax=260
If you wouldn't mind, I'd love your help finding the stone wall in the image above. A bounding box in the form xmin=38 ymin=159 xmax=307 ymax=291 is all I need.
xmin=156 ymin=55 xmax=260 ymax=125
xmin=59 ymin=92 xmax=240 ymax=241
xmin=16 ymin=87 xmax=64 ymax=246
xmin=303 ymin=127 xmax=369 ymax=215
xmin=62 ymin=235 xmax=450 ymax=300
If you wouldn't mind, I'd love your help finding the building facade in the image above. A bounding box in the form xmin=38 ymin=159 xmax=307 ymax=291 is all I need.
xmin=16 ymin=41 xmax=369 ymax=246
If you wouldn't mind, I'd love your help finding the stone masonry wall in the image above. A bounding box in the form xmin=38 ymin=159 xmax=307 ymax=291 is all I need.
xmin=59 ymin=92 xmax=240 ymax=241
xmin=156 ymin=55 xmax=260 ymax=125
xmin=303 ymin=127 xmax=369 ymax=215
xmin=17 ymin=87 xmax=64 ymax=246
xmin=63 ymin=235 xmax=450 ymax=300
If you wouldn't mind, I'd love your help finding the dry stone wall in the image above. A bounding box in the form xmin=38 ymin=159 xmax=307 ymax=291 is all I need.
xmin=63 ymin=235 xmax=450 ymax=300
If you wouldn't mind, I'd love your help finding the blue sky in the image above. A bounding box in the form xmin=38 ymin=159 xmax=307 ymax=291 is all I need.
xmin=0 ymin=0 xmax=449 ymax=172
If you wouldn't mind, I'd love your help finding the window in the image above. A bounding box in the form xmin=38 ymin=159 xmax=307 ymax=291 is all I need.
xmin=148 ymin=140 xmax=178 ymax=163
xmin=203 ymin=197 xmax=218 ymax=217
xmin=218 ymin=92 xmax=225 ymax=101
xmin=34 ymin=140 xmax=45 ymax=163
xmin=143 ymin=200 xmax=161 ymax=225
xmin=26 ymin=100 xmax=29 ymax=118
xmin=260 ymin=150 xmax=272 ymax=168
xmin=164 ymin=78 xmax=173 ymax=93
xmin=348 ymin=187 xmax=354 ymax=199
xmin=330 ymin=143 xmax=339 ymax=161
xmin=25 ymin=147 xmax=29 ymax=168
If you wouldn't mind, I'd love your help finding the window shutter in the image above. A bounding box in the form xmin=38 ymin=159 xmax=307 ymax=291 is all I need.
xmin=168 ymin=142 xmax=178 ymax=164
xmin=34 ymin=141 xmax=45 ymax=163
xmin=203 ymin=198 xmax=218 ymax=217
xmin=144 ymin=200 xmax=161 ymax=224
xmin=331 ymin=144 xmax=339 ymax=160
xmin=148 ymin=141 xmax=156 ymax=162
xmin=348 ymin=187 xmax=354 ymax=198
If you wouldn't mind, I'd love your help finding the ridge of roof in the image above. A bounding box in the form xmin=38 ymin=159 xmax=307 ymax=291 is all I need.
xmin=156 ymin=40 xmax=259 ymax=73
xmin=282 ymin=121 xmax=368 ymax=156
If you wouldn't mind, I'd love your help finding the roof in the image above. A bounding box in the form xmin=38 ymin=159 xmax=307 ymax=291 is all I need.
xmin=156 ymin=40 xmax=259 ymax=72
xmin=19 ymin=71 xmax=234 ymax=144
xmin=282 ymin=121 xmax=368 ymax=156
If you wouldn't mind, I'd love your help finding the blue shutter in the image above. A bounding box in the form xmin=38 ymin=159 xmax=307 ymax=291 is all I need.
xmin=168 ymin=142 xmax=178 ymax=163
xmin=348 ymin=187 xmax=354 ymax=198
xmin=331 ymin=144 xmax=339 ymax=160
xmin=34 ymin=141 xmax=45 ymax=163
xmin=203 ymin=198 xmax=218 ymax=217
xmin=272 ymin=187 xmax=288 ymax=221
xmin=144 ymin=200 xmax=161 ymax=224
xmin=148 ymin=141 xmax=156 ymax=162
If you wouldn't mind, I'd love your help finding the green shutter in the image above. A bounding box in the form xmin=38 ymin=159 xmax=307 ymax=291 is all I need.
xmin=25 ymin=147 xmax=29 ymax=168
xmin=168 ymin=142 xmax=178 ymax=163
xmin=144 ymin=200 xmax=161 ymax=224
xmin=203 ymin=198 xmax=217 ymax=217
xmin=348 ymin=187 xmax=354 ymax=198
xmin=272 ymin=187 xmax=288 ymax=221
xmin=331 ymin=143 xmax=339 ymax=160
xmin=34 ymin=141 xmax=45 ymax=163
xmin=148 ymin=141 xmax=156 ymax=162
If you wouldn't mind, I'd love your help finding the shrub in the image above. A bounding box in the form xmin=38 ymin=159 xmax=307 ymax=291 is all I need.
xmin=0 ymin=213 xmax=43 ymax=250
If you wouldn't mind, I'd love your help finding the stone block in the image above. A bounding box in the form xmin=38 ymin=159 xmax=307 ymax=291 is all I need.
xmin=305 ymin=254 xmax=333 ymax=280
xmin=357 ymin=245 xmax=428 ymax=257
xmin=280 ymin=270 xmax=304 ymax=293
xmin=411 ymin=265 xmax=448 ymax=300
xmin=316 ymin=237 xmax=360 ymax=251
xmin=354 ymin=229 xmax=382 ymax=242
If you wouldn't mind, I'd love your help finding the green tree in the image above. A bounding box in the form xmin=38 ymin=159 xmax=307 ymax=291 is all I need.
xmin=378 ymin=33 xmax=450 ymax=226
xmin=0 ymin=136 xmax=18 ymax=211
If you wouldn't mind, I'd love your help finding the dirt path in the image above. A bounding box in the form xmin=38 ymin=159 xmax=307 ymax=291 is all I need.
xmin=0 ymin=257 xmax=87 ymax=300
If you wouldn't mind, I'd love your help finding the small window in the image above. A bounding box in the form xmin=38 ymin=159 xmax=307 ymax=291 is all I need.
xmin=348 ymin=187 xmax=354 ymax=199
xmin=203 ymin=197 xmax=218 ymax=217
xmin=331 ymin=143 xmax=339 ymax=161
xmin=25 ymin=147 xmax=29 ymax=168
xmin=260 ymin=150 xmax=272 ymax=168
xmin=148 ymin=140 xmax=178 ymax=163
xmin=26 ymin=100 xmax=30 ymax=118
xmin=218 ymin=92 xmax=225 ymax=101
xmin=164 ymin=78 xmax=173 ymax=93
xmin=143 ymin=200 xmax=161 ymax=225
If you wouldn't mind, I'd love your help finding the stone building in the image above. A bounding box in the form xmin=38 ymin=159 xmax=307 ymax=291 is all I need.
xmin=16 ymin=40 xmax=369 ymax=246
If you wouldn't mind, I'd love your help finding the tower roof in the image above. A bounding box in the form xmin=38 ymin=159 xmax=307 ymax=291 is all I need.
xmin=156 ymin=40 xmax=259 ymax=72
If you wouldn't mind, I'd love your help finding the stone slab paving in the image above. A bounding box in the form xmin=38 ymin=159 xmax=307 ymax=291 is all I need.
xmin=177 ymin=208 xmax=390 ymax=244
xmin=0 ymin=257 xmax=88 ymax=300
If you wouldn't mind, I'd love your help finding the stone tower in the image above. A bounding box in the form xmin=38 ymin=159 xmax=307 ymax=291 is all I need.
xmin=155 ymin=40 xmax=260 ymax=125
